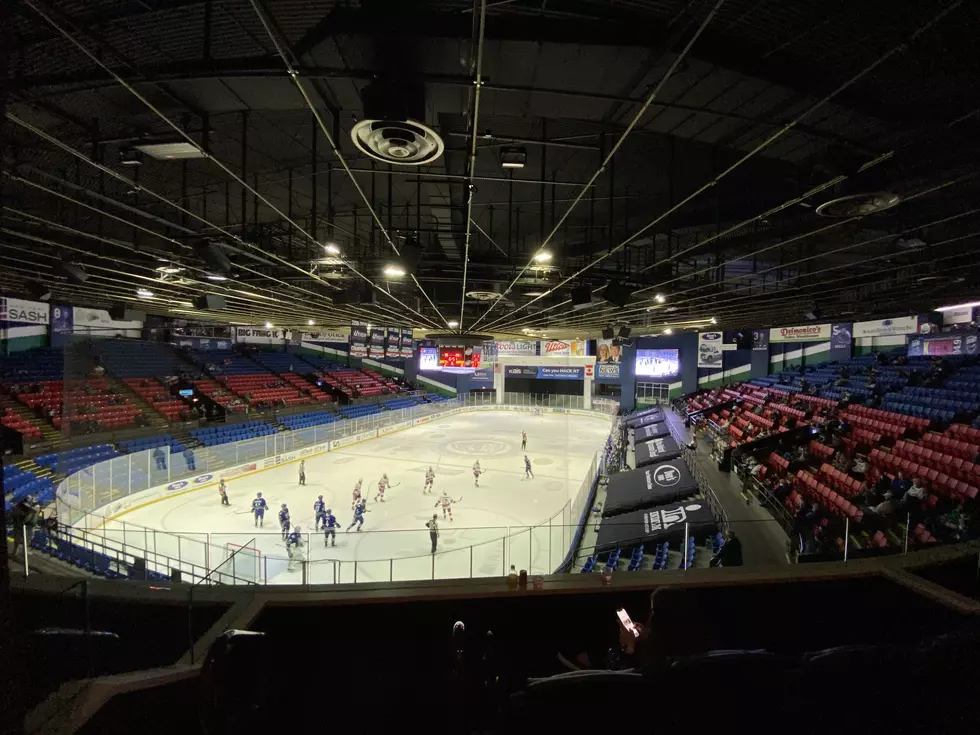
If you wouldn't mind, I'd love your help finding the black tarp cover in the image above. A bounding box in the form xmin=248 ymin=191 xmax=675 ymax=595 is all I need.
xmin=635 ymin=435 xmax=682 ymax=467
xmin=633 ymin=421 xmax=671 ymax=444
xmin=625 ymin=408 xmax=664 ymax=427
xmin=603 ymin=461 xmax=698 ymax=517
xmin=628 ymin=412 xmax=668 ymax=430
xmin=595 ymin=500 xmax=717 ymax=553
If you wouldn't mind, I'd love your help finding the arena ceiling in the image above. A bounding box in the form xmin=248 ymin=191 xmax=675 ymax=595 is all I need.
xmin=2 ymin=0 xmax=980 ymax=338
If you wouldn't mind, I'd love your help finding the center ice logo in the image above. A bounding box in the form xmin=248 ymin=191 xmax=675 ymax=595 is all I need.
xmin=653 ymin=465 xmax=681 ymax=487
xmin=447 ymin=439 xmax=509 ymax=457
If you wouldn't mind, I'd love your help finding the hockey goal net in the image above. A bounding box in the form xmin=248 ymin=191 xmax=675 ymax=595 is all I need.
xmin=216 ymin=542 xmax=262 ymax=584
xmin=532 ymin=407 xmax=544 ymax=416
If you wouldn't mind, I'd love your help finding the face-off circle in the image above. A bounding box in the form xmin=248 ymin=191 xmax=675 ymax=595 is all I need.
xmin=446 ymin=439 xmax=510 ymax=457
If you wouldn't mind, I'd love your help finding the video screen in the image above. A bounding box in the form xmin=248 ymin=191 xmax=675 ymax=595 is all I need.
xmin=635 ymin=349 xmax=679 ymax=378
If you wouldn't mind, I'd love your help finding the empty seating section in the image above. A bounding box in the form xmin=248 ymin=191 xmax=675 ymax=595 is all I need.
xmin=279 ymin=411 xmax=342 ymax=430
xmin=2 ymin=407 xmax=42 ymax=440
xmin=382 ymin=396 xmax=423 ymax=411
xmin=9 ymin=378 xmax=143 ymax=432
xmin=191 ymin=378 xmax=244 ymax=412
xmin=324 ymin=367 xmax=387 ymax=398
xmin=119 ymin=434 xmax=186 ymax=455
xmin=0 ymin=347 xmax=64 ymax=381
xmin=124 ymin=378 xmax=186 ymax=421
xmin=794 ymin=470 xmax=864 ymax=524
xmin=192 ymin=420 xmax=277 ymax=447
xmin=36 ymin=444 xmax=119 ymax=475
xmin=96 ymin=340 xmax=190 ymax=379
xmin=920 ymin=431 xmax=979 ymax=460
xmin=339 ymin=403 xmax=383 ymax=420
xmin=220 ymin=374 xmax=314 ymax=408
xmin=3 ymin=464 xmax=55 ymax=511
xmin=189 ymin=350 xmax=315 ymax=408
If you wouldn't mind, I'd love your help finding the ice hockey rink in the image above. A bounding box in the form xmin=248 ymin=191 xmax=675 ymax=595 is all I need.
xmin=100 ymin=410 xmax=611 ymax=584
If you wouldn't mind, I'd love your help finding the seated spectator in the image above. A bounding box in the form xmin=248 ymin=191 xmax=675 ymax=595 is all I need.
xmin=905 ymin=478 xmax=928 ymax=502
xmin=891 ymin=471 xmax=911 ymax=499
xmin=870 ymin=492 xmax=900 ymax=516
xmin=710 ymin=532 xmax=743 ymax=567
xmin=851 ymin=455 xmax=868 ymax=480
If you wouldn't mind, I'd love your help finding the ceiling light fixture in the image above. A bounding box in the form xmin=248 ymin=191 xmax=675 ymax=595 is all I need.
xmin=935 ymin=301 xmax=980 ymax=312
xmin=324 ymin=243 xmax=341 ymax=255
xmin=205 ymin=274 xmax=228 ymax=281
xmin=308 ymin=319 xmax=315 ymax=326
xmin=654 ymin=293 xmax=666 ymax=304
xmin=500 ymin=146 xmax=527 ymax=169
xmin=663 ymin=328 xmax=673 ymax=335
xmin=710 ymin=317 xmax=718 ymax=324
xmin=383 ymin=265 xmax=406 ymax=277
xmin=155 ymin=265 xmax=183 ymax=275
xmin=265 ymin=321 xmax=273 ymax=329
xmin=136 ymin=289 xmax=154 ymax=298
xmin=533 ymin=251 xmax=552 ymax=263
xmin=447 ymin=320 xmax=459 ymax=328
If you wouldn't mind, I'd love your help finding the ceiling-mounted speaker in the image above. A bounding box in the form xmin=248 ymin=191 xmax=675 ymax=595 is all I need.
xmin=110 ymin=304 xmax=146 ymax=321
xmin=195 ymin=240 xmax=232 ymax=275
xmin=618 ymin=325 xmax=632 ymax=339
xmin=601 ymin=327 xmax=614 ymax=340
xmin=804 ymin=306 xmax=822 ymax=321
xmin=334 ymin=286 xmax=371 ymax=305
xmin=400 ymin=235 xmax=423 ymax=275
xmin=603 ymin=281 xmax=631 ymax=308
xmin=54 ymin=261 xmax=88 ymax=284
xmin=26 ymin=280 xmax=52 ymax=302
xmin=571 ymin=286 xmax=594 ymax=310
xmin=194 ymin=294 xmax=227 ymax=310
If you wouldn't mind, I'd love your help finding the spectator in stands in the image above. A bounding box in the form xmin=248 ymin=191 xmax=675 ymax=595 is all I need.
xmin=10 ymin=496 xmax=40 ymax=560
xmin=870 ymin=492 xmax=899 ymax=516
xmin=851 ymin=454 xmax=868 ymax=480
xmin=905 ymin=478 xmax=928 ymax=503
xmin=891 ymin=471 xmax=911 ymax=499
xmin=710 ymin=531 xmax=743 ymax=567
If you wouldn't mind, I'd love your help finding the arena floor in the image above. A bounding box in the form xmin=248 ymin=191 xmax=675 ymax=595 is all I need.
xmin=102 ymin=411 xmax=611 ymax=584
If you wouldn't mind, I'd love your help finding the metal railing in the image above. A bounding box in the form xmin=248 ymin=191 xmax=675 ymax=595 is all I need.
xmin=54 ymin=396 xmax=614 ymax=585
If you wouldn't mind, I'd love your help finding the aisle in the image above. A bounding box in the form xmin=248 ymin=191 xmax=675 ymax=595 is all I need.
xmin=664 ymin=411 xmax=789 ymax=568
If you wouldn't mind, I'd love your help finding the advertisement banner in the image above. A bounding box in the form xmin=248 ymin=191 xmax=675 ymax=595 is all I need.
xmin=596 ymin=338 xmax=623 ymax=364
xmin=73 ymin=307 xmax=143 ymax=338
xmin=495 ymin=340 xmax=538 ymax=357
xmin=697 ymin=331 xmax=723 ymax=367
xmin=0 ymin=297 xmax=50 ymax=325
xmin=504 ymin=366 xmax=538 ymax=378
xmin=908 ymin=333 xmax=979 ymax=357
xmin=369 ymin=327 xmax=386 ymax=359
xmin=541 ymin=339 xmax=587 ymax=357
xmin=830 ymin=323 xmax=852 ymax=350
xmin=597 ymin=362 xmax=621 ymax=380
xmin=769 ymin=324 xmax=832 ymax=342
xmin=349 ymin=321 xmax=368 ymax=358
xmin=469 ymin=368 xmax=494 ymax=384
xmin=752 ymin=330 xmax=769 ymax=351
xmin=401 ymin=328 xmax=414 ymax=358
xmin=852 ymin=316 xmax=918 ymax=338
xmin=942 ymin=306 xmax=974 ymax=326
xmin=234 ymin=327 xmax=290 ymax=344
xmin=537 ymin=366 xmax=584 ymax=380
xmin=301 ymin=330 xmax=348 ymax=344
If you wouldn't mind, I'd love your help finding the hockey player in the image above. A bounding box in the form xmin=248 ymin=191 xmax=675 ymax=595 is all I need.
xmin=423 ymin=466 xmax=435 ymax=495
xmin=524 ymin=455 xmax=534 ymax=479
xmin=435 ymin=492 xmax=457 ymax=522
xmin=352 ymin=478 xmax=364 ymax=509
xmin=279 ymin=503 xmax=291 ymax=540
xmin=375 ymin=473 xmax=390 ymax=502
xmin=313 ymin=495 xmax=327 ymax=530
xmin=286 ymin=525 xmax=305 ymax=572
xmin=218 ymin=479 xmax=229 ymax=506
xmin=521 ymin=430 xmax=527 ymax=450
xmin=472 ymin=460 xmax=483 ymax=487
xmin=251 ymin=492 xmax=268 ymax=527
xmin=298 ymin=459 xmax=306 ymax=486
xmin=322 ymin=509 xmax=340 ymax=547
xmin=347 ymin=498 xmax=367 ymax=532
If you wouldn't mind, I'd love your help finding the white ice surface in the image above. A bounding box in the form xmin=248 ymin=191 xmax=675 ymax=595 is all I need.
xmin=101 ymin=411 xmax=610 ymax=584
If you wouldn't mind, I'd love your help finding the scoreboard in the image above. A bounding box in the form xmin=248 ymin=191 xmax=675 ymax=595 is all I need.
xmin=438 ymin=345 xmax=481 ymax=369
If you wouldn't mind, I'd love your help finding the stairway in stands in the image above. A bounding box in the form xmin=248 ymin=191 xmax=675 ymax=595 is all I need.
xmin=15 ymin=456 xmax=54 ymax=483
xmin=169 ymin=424 xmax=201 ymax=450
xmin=0 ymin=393 xmax=61 ymax=444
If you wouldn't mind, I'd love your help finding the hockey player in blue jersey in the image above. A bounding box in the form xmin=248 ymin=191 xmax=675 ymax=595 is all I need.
xmin=524 ymin=455 xmax=534 ymax=479
xmin=251 ymin=492 xmax=268 ymax=527
xmin=313 ymin=495 xmax=327 ymax=530
xmin=347 ymin=498 xmax=367 ymax=532
xmin=322 ymin=509 xmax=340 ymax=547
xmin=279 ymin=503 xmax=291 ymax=540
xmin=286 ymin=524 xmax=305 ymax=572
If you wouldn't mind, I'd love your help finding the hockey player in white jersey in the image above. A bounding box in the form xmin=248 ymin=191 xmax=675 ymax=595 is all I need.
xmin=286 ymin=525 xmax=306 ymax=572
xmin=472 ymin=460 xmax=483 ymax=487
xmin=313 ymin=495 xmax=327 ymax=530
xmin=375 ymin=473 xmax=391 ymax=502
xmin=352 ymin=478 xmax=363 ymax=509
xmin=435 ymin=492 xmax=458 ymax=522
xmin=279 ymin=503 xmax=291 ymax=540
xmin=423 ymin=466 xmax=435 ymax=495
xmin=251 ymin=492 xmax=268 ymax=527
